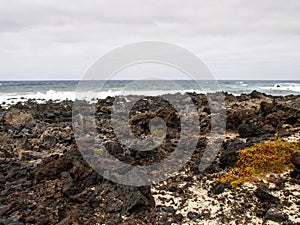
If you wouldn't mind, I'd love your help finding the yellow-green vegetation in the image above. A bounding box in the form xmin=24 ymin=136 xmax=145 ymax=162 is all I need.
xmin=152 ymin=129 xmax=165 ymax=138
xmin=47 ymin=149 xmax=54 ymax=154
xmin=218 ymin=139 xmax=300 ymax=188
xmin=93 ymin=148 xmax=103 ymax=155
xmin=189 ymin=112 xmax=201 ymax=118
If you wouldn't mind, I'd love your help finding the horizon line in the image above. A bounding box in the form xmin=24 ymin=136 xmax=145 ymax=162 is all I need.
xmin=1 ymin=79 xmax=300 ymax=82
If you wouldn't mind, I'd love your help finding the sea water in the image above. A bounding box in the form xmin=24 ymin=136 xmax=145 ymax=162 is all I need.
xmin=0 ymin=80 xmax=300 ymax=105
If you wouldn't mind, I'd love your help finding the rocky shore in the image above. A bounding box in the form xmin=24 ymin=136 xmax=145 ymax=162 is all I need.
xmin=0 ymin=91 xmax=300 ymax=225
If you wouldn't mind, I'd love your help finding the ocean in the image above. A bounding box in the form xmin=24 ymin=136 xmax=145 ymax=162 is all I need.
xmin=0 ymin=80 xmax=300 ymax=105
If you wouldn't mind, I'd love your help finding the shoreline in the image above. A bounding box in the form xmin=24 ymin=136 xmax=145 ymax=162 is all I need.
xmin=1 ymin=89 xmax=300 ymax=107
xmin=1 ymin=80 xmax=300 ymax=107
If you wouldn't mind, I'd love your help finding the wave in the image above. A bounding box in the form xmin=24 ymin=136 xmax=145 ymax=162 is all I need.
xmin=0 ymin=89 xmax=203 ymax=105
xmin=262 ymin=83 xmax=300 ymax=93
xmin=0 ymin=90 xmax=75 ymax=104
xmin=233 ymin=81 xmax=247 ymax=87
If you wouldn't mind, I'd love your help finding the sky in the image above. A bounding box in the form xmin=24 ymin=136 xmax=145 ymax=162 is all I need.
xmin=0 ymin=0 xmax=299 ymax=80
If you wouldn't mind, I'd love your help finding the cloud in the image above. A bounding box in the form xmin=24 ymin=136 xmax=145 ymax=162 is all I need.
xmin=0 ymin=0 xmax=299 ymax=80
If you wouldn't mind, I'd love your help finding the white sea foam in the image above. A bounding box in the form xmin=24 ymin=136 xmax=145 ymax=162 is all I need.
xmin=0 ymin=90 xmax=74 ymax=105
xmin=0 ymin=89 xmax=208 ymax=106
xmin=262 ymin=83 xmax=300 ymax=93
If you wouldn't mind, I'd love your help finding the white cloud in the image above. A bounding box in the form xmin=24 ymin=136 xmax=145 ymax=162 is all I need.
xmin=0 ymin=0 xmax=299 ymax=80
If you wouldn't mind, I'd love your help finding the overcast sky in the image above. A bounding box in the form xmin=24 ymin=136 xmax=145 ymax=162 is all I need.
xmin=0 ymin=0 xmax=299 ymax=80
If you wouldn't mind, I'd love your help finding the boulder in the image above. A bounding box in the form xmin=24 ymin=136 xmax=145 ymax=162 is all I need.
xmin=34 ymin=157 xmax=73 ymax=184
xmin=265 ymin=208 xmax=287 ymax=222
xmin=220 ymin=139 xmax=254 ymax=169
xmin=104 ymin=184 xmax=155 ymax=214
xmin=259 ymin=101 xmax=274 ymax=116
xmin=255 ymin=184 xmax=279 ymax=205
xmin=290 ymin=152 xmax=300 ymax=179
xmin=238 ymin=123 xmax=261 ymax=138
xmin=250 ymin=90 xmax=267 ymax=99
xmin=291 ymin=152 xmax=300 ymax=170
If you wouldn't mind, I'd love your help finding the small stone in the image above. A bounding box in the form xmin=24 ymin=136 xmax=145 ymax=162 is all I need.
xmin=157 ymin=205 xmax=176 ymax=215
xmin=187 ymin=211 xmax=201 ymax=220
xmin=274 ymin=178 xmax=285 ymax=190
xmin=255 ymin=184 xmax=279 ymax=204
xmin=291 ymin=152 xmax=300 ymax=170
xmin=211 ymin=182 xmax=226 ymax=195
xmin=105 ymin=213 xmax=122 ymax=225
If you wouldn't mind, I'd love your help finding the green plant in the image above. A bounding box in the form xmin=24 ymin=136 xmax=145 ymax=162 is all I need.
xmin=93 ymin=148 xmax=103 ymax=155
xmin=218 ymin=139 xmax=300 ymax=188
xmin=152 ymin=129 xmax=165 ymax=138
